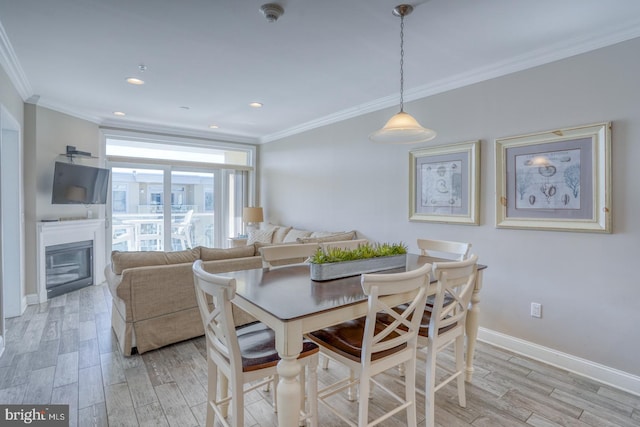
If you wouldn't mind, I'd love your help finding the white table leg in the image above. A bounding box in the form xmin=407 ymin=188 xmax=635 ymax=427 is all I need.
xmin=465 ymin=269 xmax=483 ymax=382
xmin=276 ymin=355 xmax=302 ymax=427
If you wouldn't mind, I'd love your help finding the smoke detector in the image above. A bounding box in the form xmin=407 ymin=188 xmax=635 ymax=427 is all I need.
xmin=260 ymin=3 xmax=284 ymax=23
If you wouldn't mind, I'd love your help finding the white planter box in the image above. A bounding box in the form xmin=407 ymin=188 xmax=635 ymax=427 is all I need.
xmin=310 ymin=254 xmax=407 ymax=281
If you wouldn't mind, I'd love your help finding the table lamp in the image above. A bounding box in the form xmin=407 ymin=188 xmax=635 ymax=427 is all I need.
xmin=242 ymin=207 xmax=263 ymax=234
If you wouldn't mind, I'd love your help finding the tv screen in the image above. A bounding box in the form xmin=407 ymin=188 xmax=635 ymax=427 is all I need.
xmin=51 ymin=161 xmax=110 ymax=205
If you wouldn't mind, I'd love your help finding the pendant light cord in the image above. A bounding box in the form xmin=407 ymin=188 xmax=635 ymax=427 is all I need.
xmin=399 ymin=13 xmax=405 ymax=113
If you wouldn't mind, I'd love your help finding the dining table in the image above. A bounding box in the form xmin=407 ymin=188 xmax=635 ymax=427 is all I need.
xmin=225 ymin=253 xmax=486 ymax=427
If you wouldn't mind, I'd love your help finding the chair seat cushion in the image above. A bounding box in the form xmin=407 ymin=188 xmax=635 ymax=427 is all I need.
xmin=237 ymin=322 xmax=319 ymax=372
xmin=307 ymin=318 xmax=405 ymax=363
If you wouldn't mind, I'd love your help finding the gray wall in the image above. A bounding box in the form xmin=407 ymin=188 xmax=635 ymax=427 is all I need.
xmin=23 ymin=105 xmax=100 ymax=296
xmin=260 ymin=38 xmax=640 ymax=376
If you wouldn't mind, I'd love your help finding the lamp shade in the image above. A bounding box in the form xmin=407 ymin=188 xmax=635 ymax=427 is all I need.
xmin=242 ymin=207 xmax=264 ymax=223
xmin=369 ymin=111 xmax=437 ymax=144
xmin=65 ymin=185 xmax=87 ymax=202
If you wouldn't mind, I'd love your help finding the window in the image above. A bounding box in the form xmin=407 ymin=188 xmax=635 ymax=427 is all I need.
xmin=104 ymin=131 xmax=255 ymax=252
xmin=112 ymin=184 xmax=127 ymax=213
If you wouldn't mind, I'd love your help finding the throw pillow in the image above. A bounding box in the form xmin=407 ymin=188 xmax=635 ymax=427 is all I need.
xmin=272 ymin=226 xmax=292 ymax=243
xmin=247 ymin=228 xmax=275 ymax=245
xmin=283 ymin=228 xmax=312 ymax=243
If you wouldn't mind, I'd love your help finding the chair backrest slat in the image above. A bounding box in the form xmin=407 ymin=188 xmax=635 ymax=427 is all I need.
xmin=192 ymin=260 xmax=242 ymax=371
xmin=260 ymin=242 xmax=320 ymax=269
xmin=417 ymin=238 xmax=471 ymax=261
xmin=429 ymin=255 xmax=478 ymax=338
xmin=360 ymin=263 xmax=433 ymax=361
xmin=320 ymin=239 xmax=369 ymax=252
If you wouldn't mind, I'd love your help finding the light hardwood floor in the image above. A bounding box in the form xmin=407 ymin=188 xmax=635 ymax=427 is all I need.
xmin=1 ymin=283 xmax=639 ymax=426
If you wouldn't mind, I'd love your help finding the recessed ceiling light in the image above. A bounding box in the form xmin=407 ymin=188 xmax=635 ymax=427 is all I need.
xmin=113 ymin=111 xmax=126 ymax=116
xmin=208 ymin=124 xmax=219 ymax=129
xmin=249 ymin=102 xmax=263 ymax=108
xmin=180 ymin=106 xmax=190 ymax=110
xmin=126 ymin=77 xmax=145 ymax=85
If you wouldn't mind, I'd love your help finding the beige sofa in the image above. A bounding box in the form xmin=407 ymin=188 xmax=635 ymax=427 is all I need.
xmin=105 ymin=226 xmax=356 ymax=355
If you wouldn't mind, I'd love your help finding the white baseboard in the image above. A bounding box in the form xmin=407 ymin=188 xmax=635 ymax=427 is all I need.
xmin=478 ymin=327 xmax=640 ymax=397
xmin=26 ymin=293 xmax=39 ymax=306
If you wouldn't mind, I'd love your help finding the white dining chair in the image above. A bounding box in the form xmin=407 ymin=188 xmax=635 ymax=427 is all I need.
xmin=307 ymin=263 xmax=432 ymax=427
xmin=318 ymin=238 xmax=369 ymax=370
xmin=259 ymin=242 xmax=320 ymax=269
xmin=192 ymin=260 xmax=319 ymax=427
xmin=380 ymin=255 xmax=478 ymax=427
xmin=420 ymin=255 xmax=478 ymax=427
xmin=417 ymin=238 xmax=471 ymax=261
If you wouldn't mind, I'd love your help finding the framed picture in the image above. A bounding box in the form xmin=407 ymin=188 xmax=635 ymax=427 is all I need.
xmin=409 ymin=140 xmax=480 ymax=225
xmin=495 ymin=122 xmax=611 ymax=233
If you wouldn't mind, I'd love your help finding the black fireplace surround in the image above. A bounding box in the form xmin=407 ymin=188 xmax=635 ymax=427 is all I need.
xmin=45 ymin=240 xmax=93 ymax=298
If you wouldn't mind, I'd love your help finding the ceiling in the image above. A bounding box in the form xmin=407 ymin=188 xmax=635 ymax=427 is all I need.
xmin=1 ymin=0 xmax=639 ymax=144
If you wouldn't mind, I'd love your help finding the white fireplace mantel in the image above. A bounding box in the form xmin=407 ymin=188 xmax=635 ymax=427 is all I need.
xmin=36 ymin=219 xmax=106 ymax=303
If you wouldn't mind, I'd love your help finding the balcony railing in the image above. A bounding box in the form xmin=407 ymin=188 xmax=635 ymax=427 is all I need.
xmin=112 ymin=211 xmax=214 ymax=252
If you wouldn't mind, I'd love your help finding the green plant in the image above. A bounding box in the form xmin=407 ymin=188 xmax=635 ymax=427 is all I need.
xmin=309 ymin=242 xmax=407 ymax=264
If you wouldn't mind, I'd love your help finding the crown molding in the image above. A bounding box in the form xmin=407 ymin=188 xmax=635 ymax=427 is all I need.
xmin=0 ymin=21 xmax=32 ymax=100
xmin=35 ymin=98 xmax=259 ymax=145
xmin=99 ymin=118 xmax=260 ymax=145
xmin=261 ymin=23 xmax=640 ymax=144
xmin=36 ymin=98 xmax=102 ymax=123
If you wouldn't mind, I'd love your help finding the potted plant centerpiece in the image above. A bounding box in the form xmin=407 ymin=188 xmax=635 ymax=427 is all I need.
xmin=309 ymin=242 xmax=408 ymax=281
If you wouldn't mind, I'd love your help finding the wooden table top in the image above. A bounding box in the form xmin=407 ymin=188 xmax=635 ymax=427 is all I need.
xmin=226 ymin=254 xmax=485 ymax=322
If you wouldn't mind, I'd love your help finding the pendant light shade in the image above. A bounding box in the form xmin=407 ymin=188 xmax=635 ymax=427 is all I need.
xmin=369 ymin=111 xmax=437 ymax=144
xmin=369 ymin=4 xmax=436 ymax=144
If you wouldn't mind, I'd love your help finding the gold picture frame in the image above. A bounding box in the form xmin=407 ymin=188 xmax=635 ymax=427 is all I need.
xmin=495 ymin=122 xmax=611 ymax=233
xmin=409 ymin=140 xmax=480 ymax=225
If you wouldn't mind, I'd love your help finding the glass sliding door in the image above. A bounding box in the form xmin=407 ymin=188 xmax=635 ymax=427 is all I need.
xmin=111 ymin=167 xmax=166 ymax=252
xmin=170 ymin=170 xmax=216 ymax=250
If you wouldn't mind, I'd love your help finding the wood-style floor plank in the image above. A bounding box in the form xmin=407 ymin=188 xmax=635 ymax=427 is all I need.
xmin=1 ymin=282 xmax=639 ymax=426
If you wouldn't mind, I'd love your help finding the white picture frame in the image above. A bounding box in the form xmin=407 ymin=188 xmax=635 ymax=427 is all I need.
xmin=495 ymin=122 xmax=611 ymax=233
xmin=409 ymin=141 xmax=480 ymax=225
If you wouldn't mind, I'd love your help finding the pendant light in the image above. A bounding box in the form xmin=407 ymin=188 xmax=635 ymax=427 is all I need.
xmin=369 ymin=4 xmax=436 ymax=144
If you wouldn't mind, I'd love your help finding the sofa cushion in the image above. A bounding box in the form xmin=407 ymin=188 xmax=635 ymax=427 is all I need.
xmin=298 ymin=230 xmax=357 ymax=244
xmin=111 ymin=248 xmax=200 ymax=275
xmin=283 ymin=228 xmax=312 ymax=243
xmin=247 ymin=228 xmax=275 ymax=245
xmin=199 ymin=244 xmax=256 ymax=261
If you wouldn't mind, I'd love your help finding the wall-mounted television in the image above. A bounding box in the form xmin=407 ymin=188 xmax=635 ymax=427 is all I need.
xmin=51 ymin=161 xmax=110 ymax=205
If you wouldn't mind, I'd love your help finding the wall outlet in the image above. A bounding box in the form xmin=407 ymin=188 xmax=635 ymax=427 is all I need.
xmin=531 ymin=302 xmax=542 ymax=318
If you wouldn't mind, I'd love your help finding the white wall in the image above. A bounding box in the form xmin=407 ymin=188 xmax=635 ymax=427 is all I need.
xmin=260 ymin=38 xmax=640 ymax=379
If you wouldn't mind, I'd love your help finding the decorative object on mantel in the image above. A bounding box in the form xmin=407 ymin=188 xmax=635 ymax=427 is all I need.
xmin=309 ymin=242 xmax=408 ymax=281
xmin=369 ymin=4 xmax=436 ymax=144
xmin=64 ymin=145 xmax=97 ymax=161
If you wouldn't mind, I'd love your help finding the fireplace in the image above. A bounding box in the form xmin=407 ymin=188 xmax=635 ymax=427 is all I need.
xmin=45 ymin=240 xmax=93 ymax=298
xmin=37 ymin=219 xmax=105 ymax=303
